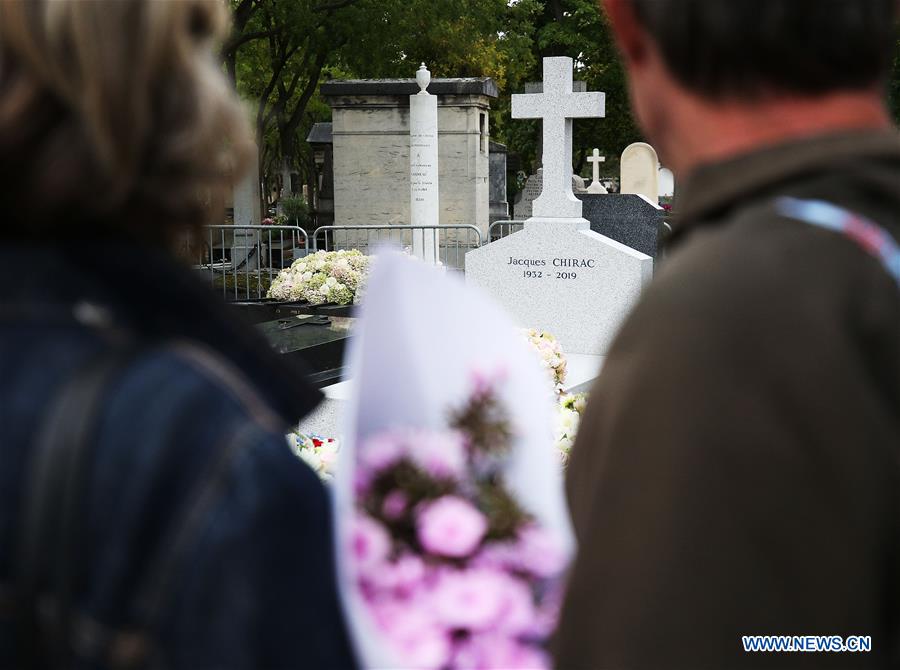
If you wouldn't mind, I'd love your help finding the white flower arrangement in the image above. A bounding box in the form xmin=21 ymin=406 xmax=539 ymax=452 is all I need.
xmin=287 ymin=400 xmax=587 ymax=476
xmin=267 ymin=250 xmax=370 ymax=305
xmin=522 ymin=328 xmax=568 ymax=393
xmin=288 ymin=327 xmax=586 ymax=478
xmin=288 ymin=432 xmax=340 ymax=481
xmin=555 ymin=393 xmax=587 ymax=465
xmin=519 ymin=328 xmax=587 ymax=465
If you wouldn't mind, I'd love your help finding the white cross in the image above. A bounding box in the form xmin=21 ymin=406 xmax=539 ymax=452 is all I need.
xmin=587 ymin=148 xmax=606 ymax=182
xmin=586 ymin=148 xmax=607 ymax=194
xmin=512 ymin=57 xmax=605 ymax=219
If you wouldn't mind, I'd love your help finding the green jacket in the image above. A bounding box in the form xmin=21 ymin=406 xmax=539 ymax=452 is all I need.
xmin=557 ymin=130 xmax=900 ymax=669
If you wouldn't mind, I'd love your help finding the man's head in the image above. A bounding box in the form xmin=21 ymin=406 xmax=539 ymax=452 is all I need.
xmin=604 ymin=0 xmax=899 ymax=174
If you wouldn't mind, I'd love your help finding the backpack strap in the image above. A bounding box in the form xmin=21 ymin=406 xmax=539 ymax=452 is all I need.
xmin=10 ymin=332 xmax=290 ymax=668
xmin=15 ymin=347 xmax=148 ymax=669
xmin=776 ymin=197 xmax=900 ymax=287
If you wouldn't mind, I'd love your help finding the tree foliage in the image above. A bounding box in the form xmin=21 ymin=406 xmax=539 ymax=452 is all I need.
xmin=227 ymin=0 xmax=900 ymax=208
xmin=227 ymin=0 xmax=377 ymax=199
xmin=489 ymin=0 xmax=642 ymax=180
xmin=227 ymin=0 xmax=535 ymax=203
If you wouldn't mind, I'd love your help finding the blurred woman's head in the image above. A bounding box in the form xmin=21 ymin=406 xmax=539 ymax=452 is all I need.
xmin=0 ymin=0 xmax=253 ymax=246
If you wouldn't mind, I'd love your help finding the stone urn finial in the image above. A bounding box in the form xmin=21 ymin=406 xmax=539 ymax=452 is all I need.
xmin=416 ymin=63 xmax=431 ymax=95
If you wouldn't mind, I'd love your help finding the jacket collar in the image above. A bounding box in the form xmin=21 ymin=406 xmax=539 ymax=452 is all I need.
xmin=0 ymin=242 xmax=322 ymax=427
xmin=673 ymin=129 xmax=900 ymax=238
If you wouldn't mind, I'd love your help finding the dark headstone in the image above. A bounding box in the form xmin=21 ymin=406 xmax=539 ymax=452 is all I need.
xmin=489 ymin=141 xmax=509 ymax=223
xmin=578 ymin=194 xmax=664 ymax=258
xmin=306 ymin=123 xmax=335 ymax=227
xmin=257 ymin=315 xmax=353 ymax=387
xmin=306 ymin=122 xmax=333 ymax=144
xmin=513 ymin=170 xmax=543 ymax=219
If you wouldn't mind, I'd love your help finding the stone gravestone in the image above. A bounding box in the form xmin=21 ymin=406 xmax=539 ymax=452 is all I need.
xmin=409 ymin=64 xmax=440 ymax=263
xmin=306 ymin=122 xmax=335 ymax=228
xmin=577 ymin=193 xmax=664 ymax=258
xmin=621 ymin=142 xmax=660 ymax=202
xmin=467 ymin=57 xmax=653 ymax=355
xmin=513 ymin=170 xmax=543 ymax=219
xmin=586 ymin=149 xmax=607 ymax=194
xmin=232 ymin=142 xmax=262 ymax=269
xmin=659 ymin=166 xmax=675 ymax=198
xmin=232 ymin=151 xmax=261 ymax=229
xmin=523 ymin=79 xmax=587 ymax=177
xmin=489 ymin=141 xmax=510 ymax=223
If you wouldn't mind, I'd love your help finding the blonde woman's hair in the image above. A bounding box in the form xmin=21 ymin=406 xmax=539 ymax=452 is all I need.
xmin=0 ymin=0 xmax=253 ymax=245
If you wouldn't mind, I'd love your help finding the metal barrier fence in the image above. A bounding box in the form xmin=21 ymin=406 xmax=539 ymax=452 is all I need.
xmin=488 ymin=220 xmax=525 ymax=242
xmin=196 ymin=222 xmax=528 ymax=301
xmin=313 ymin=225 xmax=483 ymax=271
xmin=197 ymin=225 xmax=309 ymax=301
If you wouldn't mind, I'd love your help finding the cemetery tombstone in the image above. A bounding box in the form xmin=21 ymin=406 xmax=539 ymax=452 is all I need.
xmin=621 ymin=142 xmax=660 ymax=203
xmin=659 ymin=166 xmax=675 ymax=198
xmin=586 ymin=148 xmax=608 ymax=194
xmin=233 ymin=159 xmax=261 ymax=229
xmin=306 ymin=122 xmax=335 ymax=228
xmin=523 ymin=79 xmax=587 ymax=176
xmin=577 ymin=193 xmax=664 ymax=258
xmin=409 ymin=64 xmax=440 ymax=262
xmin=489 ymin=141 xmax=510 ymax=223
xmin=232 ymin=144 xmax=263 ymax=269
xmin=467 ymin=57 xmax=653 ymax=355
xmin=513 ymin=170 xmax=543 ymax=219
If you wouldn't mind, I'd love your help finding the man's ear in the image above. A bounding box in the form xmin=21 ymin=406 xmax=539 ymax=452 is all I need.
xmin=603 ymin=0 xmax=648 ymax=66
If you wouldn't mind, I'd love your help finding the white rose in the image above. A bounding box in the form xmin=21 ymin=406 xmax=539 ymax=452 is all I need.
xmin=556 ymin=407 xmax=579 ymax=435
xmin=556 ymin=436 xmax=574 ymax=454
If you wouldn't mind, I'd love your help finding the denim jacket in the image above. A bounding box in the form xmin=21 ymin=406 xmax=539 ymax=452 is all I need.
xmin=0 ymin=242 xmax=357 ymax=669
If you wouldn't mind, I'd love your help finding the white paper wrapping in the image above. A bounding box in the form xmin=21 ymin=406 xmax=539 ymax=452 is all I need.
xmin=333 ymin=251 xmax=575 ymax=668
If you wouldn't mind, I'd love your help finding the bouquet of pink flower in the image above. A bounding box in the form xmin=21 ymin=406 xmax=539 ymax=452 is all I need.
xmin=350 ymin=373 xmax=566 ymax=668
xmin=336 ymin=252 xmax=574 ymax=670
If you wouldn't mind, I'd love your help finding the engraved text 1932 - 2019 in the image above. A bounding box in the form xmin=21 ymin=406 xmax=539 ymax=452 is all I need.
xmin=508 ymin=256 xmax=596 ymax=280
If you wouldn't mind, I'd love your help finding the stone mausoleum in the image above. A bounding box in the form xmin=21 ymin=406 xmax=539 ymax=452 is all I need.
xmin=318 ymin=77 xmax=498 ymax=234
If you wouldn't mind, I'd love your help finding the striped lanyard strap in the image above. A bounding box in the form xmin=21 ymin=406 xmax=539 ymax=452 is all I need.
xmin=776 ymin=197 xmax=900 ymax=287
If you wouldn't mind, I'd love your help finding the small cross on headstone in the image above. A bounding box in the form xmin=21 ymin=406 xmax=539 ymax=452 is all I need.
xmin=512 ymin=57 xmax=605 ymax=220
xmin=586 ymin=148 xmax=607 ymax=194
